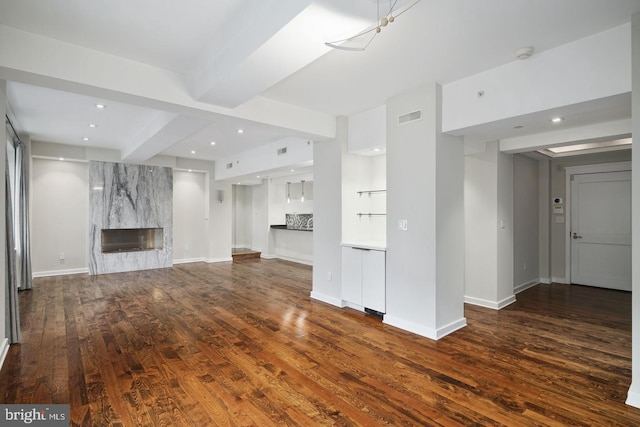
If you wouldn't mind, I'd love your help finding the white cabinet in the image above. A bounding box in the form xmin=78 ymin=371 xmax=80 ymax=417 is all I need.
xmin=341 ymin=246 xmax=386 ymax=313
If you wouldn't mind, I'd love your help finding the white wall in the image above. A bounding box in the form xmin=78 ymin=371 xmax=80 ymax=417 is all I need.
xmin=513 ymin=155 xmax=540 ymax=291
xmin=173 ymin=170 xmax=206 ymax=262
xmin=31 ymin=158 xmax=89 ymax=275
xmin=251 ymin=182 xmax=270 ymax=253
xmin=310 ymin=117 xmax=345 ymax=307
xmin=443 ymin=24 xmax=631 ymax=133
xmin=538 ymin=158 xmax=551 ymax=283
xmin=464 ymin=141 xmax=515 ymax=309
xmin=1 ymin=80 xmax=8 ymax=365
xmin=233 ymin=185 xmax=253 ymax=248
xmin=29 ymin=143 xmax=226 ymax=272
xmin=627 ymin=11 xmax=640 ymax=409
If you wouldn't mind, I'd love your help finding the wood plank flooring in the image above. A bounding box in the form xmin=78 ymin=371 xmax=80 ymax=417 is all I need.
xmin=1 ymin=259 xmax=640 ymax=426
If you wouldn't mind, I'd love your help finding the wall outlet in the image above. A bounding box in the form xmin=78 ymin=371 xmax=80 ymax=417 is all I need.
xmin=59 ymin=252 xmax=65 ymax=260
xmin=327 ymin=271 xmax=332 ymax=281
xmin=523 ymin=262 xmax=527 ymax=271
xmin=398 ymin=219 xmax=408 ymax=231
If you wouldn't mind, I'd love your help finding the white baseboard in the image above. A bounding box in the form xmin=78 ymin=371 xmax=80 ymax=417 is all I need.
xmin=342 ymin=301 xmax=364 ymax=312
xmin=260 ymin=254 xmax=278 ymax=260
xmin=273 ymin=255 xmax=313 ymax=266
xmin=310 ymin=291 xmax=344 ymax=308
xmin=173 ymin=257 xmax=206 ymax=265
xmin=539 ymin=277 xmax=551 ymax=284
xmin=0 ymin=338 xmax=9 ymax=372
xmin=33 ymin=268 xmax=89 ymax=278
xmin=205 ymin=257 xmax=233 ymax=263
xmin=551 ymin=276 xmax=569 ymax=284
xmin=464 ymin=294 xmax=516 ymax=310
xmin=383 ymin=315 xmax=467 ymax=340
xmin=514 ymin=279 xmax=540 ymax=294
xmin=627 ymin=383 xmax=640 ymax=408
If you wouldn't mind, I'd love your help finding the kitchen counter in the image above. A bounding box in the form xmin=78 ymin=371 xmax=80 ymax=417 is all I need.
xmin=270 ymin=224 xmax=313 ymax=232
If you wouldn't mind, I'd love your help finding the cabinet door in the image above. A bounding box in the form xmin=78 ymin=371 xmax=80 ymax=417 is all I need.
xmin=341 ymin=247 xmax=363 ymax=305
xmin=362 ymin=250 xmax=385 ymax=313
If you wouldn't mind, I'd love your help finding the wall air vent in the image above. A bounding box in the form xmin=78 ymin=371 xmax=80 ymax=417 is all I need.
xmin=277 ymin=147 xmax=288 ymax=155
xmin=398 ymin=110 xmax=422 ymax=125
xmin=226 ymin=162 xmax=233 ymax=169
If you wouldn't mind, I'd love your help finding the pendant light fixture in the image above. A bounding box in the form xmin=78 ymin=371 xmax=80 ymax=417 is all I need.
xmin=287 ymin=182 xmax=291 ymax=203
xmin=325 ymin=0 xmax=420 ymax=51
xmin=300 ymin=180 xmax=305 ymax=203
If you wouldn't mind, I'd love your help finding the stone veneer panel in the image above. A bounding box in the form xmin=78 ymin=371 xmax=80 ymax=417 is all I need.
xmin=89 ymin=161 xmax=173 ymax=275
xmin=286 ymin=213 xmax=313 ymax=230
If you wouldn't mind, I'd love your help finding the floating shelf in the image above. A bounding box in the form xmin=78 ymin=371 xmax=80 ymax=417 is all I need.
xmin=357 ymin=213 xmax=387 ymax=217
xmin=357 ymin=189 xmax=386 ymax=196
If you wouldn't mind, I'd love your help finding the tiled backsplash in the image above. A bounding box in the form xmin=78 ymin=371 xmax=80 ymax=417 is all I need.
xmin=286 ymin=213 xmax=313 ymax=230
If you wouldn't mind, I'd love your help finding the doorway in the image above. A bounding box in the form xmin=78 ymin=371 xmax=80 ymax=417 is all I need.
xmin=565 ymin=162 xmax=632 ymax=290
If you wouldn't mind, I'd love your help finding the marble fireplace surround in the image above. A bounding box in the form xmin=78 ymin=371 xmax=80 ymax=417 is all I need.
xmin=89 ymin=161 xmax=173 ymax=275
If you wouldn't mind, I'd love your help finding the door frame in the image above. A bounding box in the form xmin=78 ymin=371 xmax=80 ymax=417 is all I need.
xmin=564 ymin=161 xmax=631 ymax=283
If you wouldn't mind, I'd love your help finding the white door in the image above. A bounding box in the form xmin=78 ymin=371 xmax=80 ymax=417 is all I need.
xmin=570 ymin=171 xmax=631 ymax=291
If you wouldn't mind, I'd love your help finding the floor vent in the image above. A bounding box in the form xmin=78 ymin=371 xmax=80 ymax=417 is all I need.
xmin=398 ymin=110 xmax=422 ymax=125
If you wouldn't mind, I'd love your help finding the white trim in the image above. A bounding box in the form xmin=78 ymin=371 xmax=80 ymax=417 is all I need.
xmin=383 ymin=315 xmax=467 ymax=340
xmin=464 ymin=295 xmax=516 ymax=310
xmin=0 ymin=338 xmax=9 ymax=372
xmin=551 ymin=276 xmax=569 ymax=284
xmin=173 ymin=257 xmax=206 ymax=265
xmin=564 ymin=161 xmax=632 ymax=283
xmin=627 ymin=383 xmax=640 ymax=408
xmin=33 ymin=268 xmax=89 ymax=278
xmin=342 ymin=301 xmax=364 ymax=312
xmin=539 ymin=277 xmax=551 ymax=284
xmin=205 ymin=257 xmax=233 ymax=263
xmin=260 ymin=254 xmax=278 ymax=260
xmin=310 ymin=291 xmax=344 ymax=307
xmin=514 ymin=279 xmax=539 ymax=294
xmin=273 ymin=255 xmax=313 ymax=266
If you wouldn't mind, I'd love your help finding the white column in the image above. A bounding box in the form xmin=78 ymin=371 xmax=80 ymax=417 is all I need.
xmin=464 ymin=141 xmax=515 ymax=309
xmin=384 ymin=83 xmax=466 ymax=339
xmin=205 ymin=163 xmax=233 ymax=263
xmin=626 ymin=12 xmax=640 ymax=408
xmin=310 ymin=117 xmax=346 ymax=307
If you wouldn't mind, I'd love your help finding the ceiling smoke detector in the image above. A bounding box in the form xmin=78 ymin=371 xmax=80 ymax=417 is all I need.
xmin=515 ymin=46 xmax=534 ymax=60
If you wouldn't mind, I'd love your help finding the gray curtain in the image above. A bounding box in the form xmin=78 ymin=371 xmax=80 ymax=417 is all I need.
xmin=16 ymin=141 xmax=32 ymax=290
xmin=5 ymin=148 xmax=20 ymax=343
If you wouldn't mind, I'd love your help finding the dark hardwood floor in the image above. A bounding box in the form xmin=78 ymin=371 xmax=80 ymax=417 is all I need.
xmin=1 ymin=259 xmax=639 ymax=426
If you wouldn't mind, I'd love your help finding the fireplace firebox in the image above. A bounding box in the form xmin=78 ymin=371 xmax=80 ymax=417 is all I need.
xmin=101 ymin=228 xmax=163 ymax=253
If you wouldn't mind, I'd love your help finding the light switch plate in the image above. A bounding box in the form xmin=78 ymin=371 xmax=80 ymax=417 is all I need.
xmin=398 ymin=219 xmax=408 ymax=231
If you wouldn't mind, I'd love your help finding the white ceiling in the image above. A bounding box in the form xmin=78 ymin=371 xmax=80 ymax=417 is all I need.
xmin=2 ymin=0 xmax=639 ymax=179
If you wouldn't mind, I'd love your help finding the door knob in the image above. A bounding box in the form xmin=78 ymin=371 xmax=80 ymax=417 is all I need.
xmin=572 ymin=232 xmax=582 ymax=239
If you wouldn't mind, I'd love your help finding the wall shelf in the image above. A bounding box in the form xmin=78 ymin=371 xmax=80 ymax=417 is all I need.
xmin=357 ymin=213 xmax=386 ymax=217
xmin=357 ymin=189 xmax=387 ymax=196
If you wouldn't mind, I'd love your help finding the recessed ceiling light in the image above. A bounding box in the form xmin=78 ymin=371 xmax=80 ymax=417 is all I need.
xmin=373 ymin=148 xmax=381 ymax=152
xmin=88 ymin=123 xmax=97 ymax=128
xmin=551 ymin=117 xmax=564 ymax=123
xmin=256 ymin=175 xmax=260 ymax=178
xmin=290 ymin=169 xmax=295 ymax=172
xmin=191 ymin=150 xmax=196 ymax=154
xmin=83 ymin=137 xmax=90 ymax=141
xmin=59 ymin=157 xmax=64 ymax=161
xmin=237 ymin=129 xmax=244 ymax=134
xmin=188 ymin=169 xmax=192 ymax=172
xmin=95 ymin=103 xmax=106 ymax=109
xmin=210 ymin=141 xmax=216 ymax=145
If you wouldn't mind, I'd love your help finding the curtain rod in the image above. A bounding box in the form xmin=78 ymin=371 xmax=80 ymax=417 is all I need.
xmin=5 ymin=114 xmax=23 ymax=145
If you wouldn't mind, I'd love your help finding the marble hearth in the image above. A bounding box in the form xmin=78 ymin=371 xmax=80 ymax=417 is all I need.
xmin=89 ymin=161 xmax=173 ymax=275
